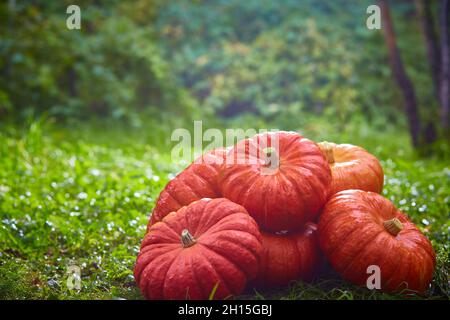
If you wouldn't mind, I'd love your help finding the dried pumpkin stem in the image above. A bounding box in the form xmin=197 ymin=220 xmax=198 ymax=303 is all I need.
xmin=383 ymin=218 xmax=403 ymax=236
xmin=318 ymin=141 xmax=335 ymax=164
xmin=181 ymin=229 xmax=197 ymax=247
xmin=262 ymin=146 xmax=279 ymax=168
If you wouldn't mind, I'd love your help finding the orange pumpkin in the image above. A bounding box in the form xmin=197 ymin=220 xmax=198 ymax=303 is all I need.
xmin=220 ymin=131 xmax=331 ymax=232
xmin=135 ymin=198 xmax=263 ymax=300
xmin=318 ymin=142 xmax=384 ymax=195
xmin=149 ymin=147 xmax=228 ymax=228
xmin=318 ymin=190 xmax=436 ymax=293
xmin=253 ymin=223 xmax=323 ymax=288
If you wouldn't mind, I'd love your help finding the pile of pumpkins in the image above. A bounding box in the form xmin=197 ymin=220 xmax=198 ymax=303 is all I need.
xmin=134 ymin=131 xmax=436 ymax=299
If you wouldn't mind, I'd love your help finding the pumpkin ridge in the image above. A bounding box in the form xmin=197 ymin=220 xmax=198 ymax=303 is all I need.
xmin=179 ymin=204 xmax=194 ymax=238
xmin=292 ymin=233 xmax=310 ymax=280
xmin=344 ymin=232 xmax=392 ymax=284
xmin=324 ymin=217 xmax=367 ymax=258
xmin=402 ymin=241 xmax=431 ymax=291
xmin=281 ymin=148 xmax=319 ymax=163
xmin=199 ymin=245 xmax=246 ymax=293
xmin=299 ymin=162 xmax=331 ymax=198
xmin=223 ymin=167 xmax=257 ymax=194
xmin=200 ymin=240 xmax=254 ymax=280
xmin=371 ymin=235 xmax=401 ymax=288
xmin=261 ymin=178 xmax=272 ymax=230
xmin=142 ymin=221 xmax=181 ymax=247
xmin=190 ymin=167 xmax=221 ymax=195
xmin=181 ymin=176 xmax=208 ymax=201
xmin=135 ymin=244 xmax=178 ymax=284
xmin=405 ymin=231 xmax=435 ymax=266
xmin=199 ymin=211 xmax=255 ymax=234
xmin=287 ymin=167 xmax=318 ymax=215
xmin=383 ymin=249 xmax=412 ymax=292
xmin=203 ymin=228 xmax=263 ymax=259
xmin=404 ymin=232 xmax=436 ymax=262
xmin=278 ymin=170 xmax=307 ymax=225
xmin=188 ymin=251 xmax=209 ymax=299
xmin=152 ymin=190 xmax=181 ymax=221
xmin=366 ymin=208 xmax=404 ymax=287
xmin=322 ymin=199 xmax=375 ymax=233
xmin=142 ymin=248 xmax=180 ymax=299
xmin=200 ymin=198 xmax=229 ymax=229
xmin=196 ymin=249 xmax=232 ymax=298
xmin=296 ymin=160 xmax=328 ymax=177
xmin=183 ymin=205 xmax=200 ymax=237
xmin=221 ymin=166 xmax=253 ymax=187
xmin=339 ymin=229 xmax=385 ymax=277
xmin=191 ymin=199 xmax=222 ymax=235
xmin=138 ymin=243 xmax=180 ymax=259
xmin=363 ymin=157 xmax=384 ymax=191
xmin=191 ymin=198 xmax=224 ymax=235
xmin=318 ymin=206 xmax=354 ymax=243
xmin=161 ymin=251 xmax=191 ymax=299
xmin=163 ymin=190 xmax=183 ymax=211
xmin=280 ymin=134 xmax=302 ymax=154
xmin=236 ymin=174 xmax=264 ymax=211
xmin=195 ymin=199 xmax=239 ymax=235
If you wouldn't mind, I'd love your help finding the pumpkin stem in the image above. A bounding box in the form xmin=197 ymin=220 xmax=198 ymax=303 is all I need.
xmin=383 ymin=218 xmax=403 ymax=236
xmin=262 ymin=146 xmax=279 ymax=168
xmin=181 ymin=229 xmax=197 ymax=247
xmin=318 ymin=141 xmax=335 ymax=164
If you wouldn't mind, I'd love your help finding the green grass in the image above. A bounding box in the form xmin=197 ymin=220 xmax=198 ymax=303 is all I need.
xmin=0 ymin=116 xmax=449 ymax=300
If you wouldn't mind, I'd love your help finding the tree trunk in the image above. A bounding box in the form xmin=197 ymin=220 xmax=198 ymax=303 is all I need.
xmin=440 ymin=0 xmax=449 ymax=132
xmin=415 ymin=0 xmax=441 ymax=100
xmin=379 ymin=0 xmax=422 ymax=147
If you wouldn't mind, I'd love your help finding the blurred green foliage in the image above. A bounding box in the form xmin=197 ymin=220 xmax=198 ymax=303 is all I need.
xmin=0 ymin=0 xmax=195 ymax=122
xmin=156 ymin=0 xmax=437 ymax=129
xmin=0 ymin=0 xmax=441 ymax=133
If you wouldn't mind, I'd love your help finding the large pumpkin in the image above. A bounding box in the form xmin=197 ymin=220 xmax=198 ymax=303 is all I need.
xmin=135 ymin=198 xmax=263 ymax=300
xmin=253 ymin=223 xmax=323 ymax=288
xmin=220 ymin=131 xmax=331 ymax=232
xmin=318 ymin=141 xmax=384 ymax=195
xmin=149 ymin=147 xmax=228 ymax=227
xmin=318 ymin=190 xmax=436 ymax=293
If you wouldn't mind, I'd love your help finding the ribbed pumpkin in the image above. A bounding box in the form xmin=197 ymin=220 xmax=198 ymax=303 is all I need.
xmin=220 ymin=131 xmax=331 ymax=232
xmin=318 ymin=142 xmax=384 ymax=195
xmin=135 ymin=198 xmax=263 ymax=300
xmin=253 ymin=223 xmax=322 ymax=288
xmin=318 ymin=190 xmax=436 ymax=293
xmin=149 ymin=147 xmax=228 ymax=227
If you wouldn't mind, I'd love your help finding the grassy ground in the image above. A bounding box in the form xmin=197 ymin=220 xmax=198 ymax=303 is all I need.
xmin=0 ymin=117 xmax=449 ymax=300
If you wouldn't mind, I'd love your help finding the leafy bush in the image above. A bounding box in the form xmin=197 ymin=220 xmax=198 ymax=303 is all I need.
xmin=156 ymin=0 xmax=435 ymax=130
xmin=0 ymin=1 xmax=196 ymax=121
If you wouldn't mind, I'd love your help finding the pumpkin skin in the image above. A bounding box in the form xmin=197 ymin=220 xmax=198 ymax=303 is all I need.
xmin=149 ymin=147 xmax=228 ymax=228
xmin=135 ymin=198 xmax=263 ymax=300
xmin=220 ymin=131 xmax=331 ymax=232
xmin=318 ymin=190 xmax=436 ymax=293
xmin=318 ymin=142 xmax=384 ymax=195
xmin=253 ymin=223 xmax=323 ymax=288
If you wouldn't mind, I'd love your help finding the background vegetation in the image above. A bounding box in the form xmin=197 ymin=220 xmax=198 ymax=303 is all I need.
xmin=0 ymin=0 xmax=448 ymax=299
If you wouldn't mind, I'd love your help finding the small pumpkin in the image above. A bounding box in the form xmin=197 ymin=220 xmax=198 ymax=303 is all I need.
xmin=253 ymin=223 xmax=323 ymax=288
xmin=318 ymin=190 xmax=436 ymax=293
xmin=149 ymin=147 xmax=228 ymax=227
xmin=318 ymin=141 xmax=384 ymax=195
xmin=135 ymin=198 xmax=263 ymax=300
xmin=220 ymin=131 xmax=331 ymax=232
